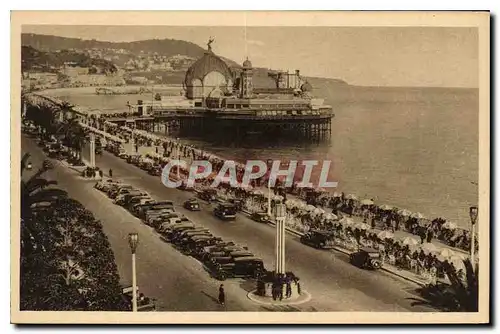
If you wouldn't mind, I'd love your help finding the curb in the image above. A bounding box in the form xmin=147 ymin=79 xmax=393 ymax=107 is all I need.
xmin=246 ymin=289 xmax=312 ymax=306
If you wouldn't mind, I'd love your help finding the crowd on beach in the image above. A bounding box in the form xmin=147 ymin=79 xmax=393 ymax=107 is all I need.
xmin=88 ymin=118 xmax=477 ymax=283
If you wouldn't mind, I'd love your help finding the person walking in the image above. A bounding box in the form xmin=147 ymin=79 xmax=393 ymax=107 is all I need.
xmin=286 ymin=281 xmax=292 ymax=298
xmin=218 ymin=284 xmax=225 ymax=306
xmin=109 ymin=168 xmax=113 ymax=178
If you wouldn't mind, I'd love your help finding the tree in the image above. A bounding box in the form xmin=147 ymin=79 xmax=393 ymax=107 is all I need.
xmin=20 ymin=153 xmax=67 ymax=253
xmin=57 ymin=118 xmax=89 ymax=161
xmin=410 ymin=259 xmax=478 ymax=312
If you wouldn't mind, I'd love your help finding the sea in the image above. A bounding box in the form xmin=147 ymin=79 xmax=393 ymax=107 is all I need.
xmin=44 ymin=84 xmax=479 ymax=228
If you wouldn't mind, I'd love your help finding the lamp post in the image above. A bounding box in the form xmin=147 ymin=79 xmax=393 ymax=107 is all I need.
xmin=128 ymin=233 xmax=139 ymax=312
xmin=267 ymin=178 xmax=272 ymax=216
xmin=176 ymin=138 xmax=181 ymax=179
xmin=469 ymin=206 xmax=478 ymax=268
xmin=267 ymin=159 xmax=273 ymax=216
xmin=274 ymin=203 xmax=287 ymax=274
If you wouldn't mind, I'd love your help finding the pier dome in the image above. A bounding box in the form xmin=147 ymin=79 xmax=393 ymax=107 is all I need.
xmin=242 ymin=58 xmax=252 ymax=69
xmin=184 ymin=51 xmax=234 ymax=99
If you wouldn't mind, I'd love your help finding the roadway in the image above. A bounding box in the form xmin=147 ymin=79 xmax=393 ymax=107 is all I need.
xmin=22 ymin=135 xmax=434 ymax=312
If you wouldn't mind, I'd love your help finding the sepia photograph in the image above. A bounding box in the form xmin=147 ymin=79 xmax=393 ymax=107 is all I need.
xmin=10 ymin=11 xmax=490 ymax=324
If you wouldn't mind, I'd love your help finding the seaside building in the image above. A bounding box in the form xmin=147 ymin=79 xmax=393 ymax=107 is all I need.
xmin=117 ymin=40 xmax=334 ymax=140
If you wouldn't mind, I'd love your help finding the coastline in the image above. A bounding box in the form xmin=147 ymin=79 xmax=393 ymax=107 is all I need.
xmin=32 ymin=87 xmax=478 ymax=230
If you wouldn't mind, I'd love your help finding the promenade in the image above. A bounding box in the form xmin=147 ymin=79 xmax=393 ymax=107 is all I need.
xmin=94 ymin=137 xmax=469 ymax=288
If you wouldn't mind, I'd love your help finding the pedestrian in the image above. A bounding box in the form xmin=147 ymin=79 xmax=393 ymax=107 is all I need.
xmin=296 ymin=281 xmax=301 ymax=295
xmin=109 ymin=168 xmax=113 ymax=178
xmin=218 ymin=284 xmax=225 ymax=306
xmin=286 ymin=282 xmax=292 ymax=298
xmin=419 ymin=229 xmax=426 ymax=244
xmin=155 ymin=146 xmax=159 ymax=154
xmin=426 ymin=228 xmax=434 ymax=243
xmin=135 ymin=144 xmax=138 ymax=153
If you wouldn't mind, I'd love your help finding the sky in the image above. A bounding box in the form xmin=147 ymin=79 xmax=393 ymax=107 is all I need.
xmin=22 ymin=25 xmax=479 ymax=88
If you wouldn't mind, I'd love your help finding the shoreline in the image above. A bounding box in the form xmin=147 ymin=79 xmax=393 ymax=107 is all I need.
xmin=30 ymin=88 xmax=478 ymax=230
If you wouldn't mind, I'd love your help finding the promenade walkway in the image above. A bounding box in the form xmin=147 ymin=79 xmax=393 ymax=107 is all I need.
xmin=97 ymin=139 xmax=468 ymax=287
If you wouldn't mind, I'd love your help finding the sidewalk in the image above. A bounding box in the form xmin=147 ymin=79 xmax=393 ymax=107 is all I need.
xmin=96 ymin=128 xmax=463 ymax=286
xmin=118 ymin=139 xmax=469 ymax=256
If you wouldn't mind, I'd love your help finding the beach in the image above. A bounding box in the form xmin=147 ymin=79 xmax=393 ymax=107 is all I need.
xmin=43 ymin=84 xmax=479 ymax=229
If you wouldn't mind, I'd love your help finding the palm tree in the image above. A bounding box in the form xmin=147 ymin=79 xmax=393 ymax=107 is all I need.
xmin=57 ymin=118 xmax=89 ymax=161
xmin=57 ymin=101 xmax=75 ymax=123
xmin=410 ymin=259 xmax=478 ymax=312
xmin=21 ymin=153 xmax=68 ymax=251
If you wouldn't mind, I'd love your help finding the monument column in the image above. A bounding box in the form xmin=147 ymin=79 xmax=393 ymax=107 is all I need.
xmin=89 ymin=132 xmax=96 ymax=168
xmin=274 ymin=203 xmax=287 ymax=274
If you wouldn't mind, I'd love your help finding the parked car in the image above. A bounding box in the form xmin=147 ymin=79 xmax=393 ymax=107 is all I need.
xmin=198 ymin=189 xmax=218 ymax=202
xmin=214 ymin=203 xmax=237 ymax=221
xmin=121 ymin=286 xmax=156 ymax=312
xmin=227 ymin=198 xmax=244 ymax=211
xmin=183 ymin=198 xmax=201 ymax=211
xmin=349 ymin=247 xmax=382 ymax=270
xmin=300 ymin=230 xmax=337 ymax=249
xmin=250 ymin=212 xmax=271 ymax=223
xmin=212 ymin=256 xmax=265 ymax=281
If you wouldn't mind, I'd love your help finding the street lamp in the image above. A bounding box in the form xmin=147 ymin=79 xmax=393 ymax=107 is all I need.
xmin=469 ymin=206 xmax=478 ymax=267
xmin=267 ymin=159 xmax=273 ymax=216
xmin=176 ymin=138 xmax=181 ymax=179
xmin=128 ymin=232 xmax=139 ymax=312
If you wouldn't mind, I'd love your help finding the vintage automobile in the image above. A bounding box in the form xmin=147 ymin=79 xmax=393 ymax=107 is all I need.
xmin=179 ymin=235 xmax=220 ymax=255
xmin=164 ymin=225 xmax=198 ymax=242
xmin=108 ymin=185 xmax=135 ymax=199
xmin=148 ymin=165 xmax=162 ymax=176
xmin=149 ymin=212 xmax=183 ymax=227
xmin=214 ymin=203 xmax=237 ymax=221
xmin=349 ymin=247 xmax=383 ymax=270
xmin=212 ymin=256 xmax=265 ymax=281
xmin=300 ymin=230 xmax=337 ymax=249
xmin=145 ymin=208 xmax=175 ymax=226
xmin=250 ymin=212 xmax=271 ymax=224
xmin=183 ymin=198 xmax=201 ymax=211
xmin=172 ymin=229 xmax=212 ymax=245
xmin=198 ymin=243 xmax=243 ymax=262
xmin=198 ymin=189 xmax=218 ymax=202
xmin=138 ymin=201 xmax=175 ymax=219
xmin=114 ymin=191 xmax=146 ymax=206
xmin=228 ymin=250 xmax=254 ymax=259
xmin=130 ymin=198 xmax=156 ymax=213
xmin=227 ymin=198 xmax=244 ymax=211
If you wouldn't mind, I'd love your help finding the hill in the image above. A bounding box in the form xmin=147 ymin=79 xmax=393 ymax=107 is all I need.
xmin=21 ymin=45 xmax=117 ymax=73
xmin=22 ymin=33 xmax=207 ymax=59
xmin=21 ymin=33 xmax=350 ymax=88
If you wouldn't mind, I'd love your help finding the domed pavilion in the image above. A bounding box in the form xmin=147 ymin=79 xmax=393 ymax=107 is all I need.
xmin=183 ymin=41 xmax=234 ymax=100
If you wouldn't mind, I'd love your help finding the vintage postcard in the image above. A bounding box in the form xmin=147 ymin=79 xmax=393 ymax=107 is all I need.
xmin=11 ymin=11 xmax=490 ymax=324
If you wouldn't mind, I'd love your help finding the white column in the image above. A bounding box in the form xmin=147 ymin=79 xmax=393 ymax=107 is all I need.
xmin=275 ymin=217 xmax=280 ymax=273
xmin=280 ymin=217 xmax=286 ymax=273
xmin=276 ymin=217 xmax=286 ymax=274
xmin=132 ymin=252 xmax=138 ymax=312
xmin=89 ymin=133 xmax=96 ymax=168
